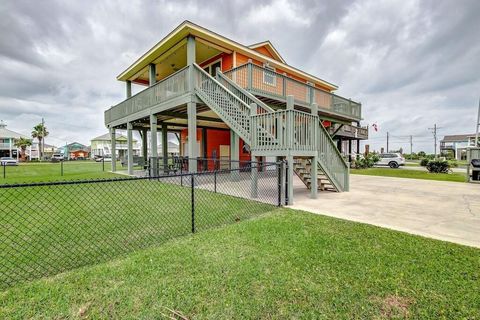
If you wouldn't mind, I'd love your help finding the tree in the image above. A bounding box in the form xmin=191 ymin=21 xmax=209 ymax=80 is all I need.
xmin=31 ymin=123 xmax=49 ymax=160
xmin=14 ymin=138 xmax=32 ymax=161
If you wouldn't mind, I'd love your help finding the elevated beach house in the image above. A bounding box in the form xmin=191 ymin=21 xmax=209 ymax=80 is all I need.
xmin=104 ymin=21 xmax=366 ymax=202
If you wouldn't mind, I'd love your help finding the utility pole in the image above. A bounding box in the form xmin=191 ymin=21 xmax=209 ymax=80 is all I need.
xmin=410 ymin=135 xmax=413 ymax=154
xmin=428 ymin=124 xmax=441 ymax=159
xmin=475 ymin=98 xmax=480 ymax=147
xmin=41 ymin=117 xmax=45 ymax=161
xmin=386 ymin=131 xmax=389 ymax=152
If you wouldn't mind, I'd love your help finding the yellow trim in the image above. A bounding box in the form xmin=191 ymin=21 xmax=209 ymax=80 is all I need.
xmin=117 ymin=20 xmax=338 ymax=90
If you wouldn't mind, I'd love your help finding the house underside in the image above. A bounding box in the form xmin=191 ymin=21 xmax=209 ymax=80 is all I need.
xmin=104 ymin=21 xmax=368 ymax=204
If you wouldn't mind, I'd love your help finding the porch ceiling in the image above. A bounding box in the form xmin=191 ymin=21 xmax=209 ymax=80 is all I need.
xmin=131 ymin=40 xmax=223 ymax=85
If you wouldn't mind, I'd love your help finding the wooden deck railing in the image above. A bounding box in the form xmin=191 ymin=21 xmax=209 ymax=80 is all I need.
xmin=223 ymin=63 xmax=361 ymax=120
xmin=250 ymin=110 xmax=317 ymax=153
xmin=105 ymin=66 xmax=189 ymax=124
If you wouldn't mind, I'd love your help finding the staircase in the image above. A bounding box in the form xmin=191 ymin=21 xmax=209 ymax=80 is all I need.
xmin=293 ymin=158 xmax=337 ymax=192
xmin=192 ymin=63 xmax=349 ymax=192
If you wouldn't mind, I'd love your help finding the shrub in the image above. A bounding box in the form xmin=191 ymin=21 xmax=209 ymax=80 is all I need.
xmin=447 ymin=160 xmax=458 ymax=168
xmin=426 ymin=160 xmax=450 ymax=173
xmin=354 ymin=153 xmax=380 ymax=169
xmin=420 ymin=158 xmax=429 ymax=166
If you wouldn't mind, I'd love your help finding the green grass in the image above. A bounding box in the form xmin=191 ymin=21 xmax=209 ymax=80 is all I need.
xmin=1 ymin=161 xmax=121 ymax=184
xmin=1 ymin=209 xmax=479 ymax=319
xmin=1 ymin=177 xmax=274 ymax=287
xmin=351 ymin=167 xmax=466 ymax=182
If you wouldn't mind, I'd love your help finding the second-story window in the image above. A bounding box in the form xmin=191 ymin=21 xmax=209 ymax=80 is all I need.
xmin=263 ymin=64 xmax=276 ymax=86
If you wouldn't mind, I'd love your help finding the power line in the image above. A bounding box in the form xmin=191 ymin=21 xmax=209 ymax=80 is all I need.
xmin=428 ymin=124 xmax=443 ymax=159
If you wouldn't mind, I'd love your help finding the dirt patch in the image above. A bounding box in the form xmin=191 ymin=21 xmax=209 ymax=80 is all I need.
xmin=372 ymin=295 xmax=413 ymax=319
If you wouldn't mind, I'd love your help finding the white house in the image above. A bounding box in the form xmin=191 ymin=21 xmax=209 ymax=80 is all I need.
xmin=0 ymin=121 xmax=28 ymax=159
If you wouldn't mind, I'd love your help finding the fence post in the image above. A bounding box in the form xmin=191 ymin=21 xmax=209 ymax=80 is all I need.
xmin=102 ymin=158 xmax=105 ymax=172
xmin=191 ymin=173 xmax=195 ymax=233
xmin=277 ymin=161 xmax=283 ymax=206
xmin=214 ymin=170 xmax=217 ymax=193
xmin=61 ymin=160 xmax=64 ymax=176
xmin=247 ymin=60 xmax=253 ymax=90
xmin=180 ymin=161 xmax=183 ymax=187
xmin=2 ymin=162 xmax=5 ymax=178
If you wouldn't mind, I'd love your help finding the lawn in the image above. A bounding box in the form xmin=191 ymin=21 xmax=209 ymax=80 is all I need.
xmin=1 ymin=161 xmax=121 ymax=184
xmin=1 ymin=209 xmax=479 ymax=319
xmin=351 ymin=167 xmax=466 ymax=182
xmin=1 ymin=176 xmax=274 ymax=288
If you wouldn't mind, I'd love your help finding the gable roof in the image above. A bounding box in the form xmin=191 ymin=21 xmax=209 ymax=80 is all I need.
xmin=91 ymin=133 xmax=131 ymax=141
xmin=441 ymin=134 xmax=476 ymax=142
xmin=0 ymin=122 xmax=28 ymax=139
xmin=117 ymin=20 xmax=338 ymax=90
xmin=248 ymin=41 xmax=286 ymax=64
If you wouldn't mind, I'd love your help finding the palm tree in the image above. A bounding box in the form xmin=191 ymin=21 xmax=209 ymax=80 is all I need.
xmin=14 ymin=138 xmax=32 ymax=161
xmin=31 ymin=123 xmax=49 ymax=160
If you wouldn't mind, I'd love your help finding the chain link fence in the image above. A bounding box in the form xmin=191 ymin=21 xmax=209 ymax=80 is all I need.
xmin=0 ymin=161 xmax=282 ymax=289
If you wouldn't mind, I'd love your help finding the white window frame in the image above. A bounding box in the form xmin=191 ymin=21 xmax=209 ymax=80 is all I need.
xmin=203 ymin=58 xmax=222 ymax=76
xmin=263 ymin=63 xmax=276 ymax=86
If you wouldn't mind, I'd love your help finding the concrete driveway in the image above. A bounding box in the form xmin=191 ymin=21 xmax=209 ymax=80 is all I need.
xmin=290 ymin=174 xmax=480 ymax=248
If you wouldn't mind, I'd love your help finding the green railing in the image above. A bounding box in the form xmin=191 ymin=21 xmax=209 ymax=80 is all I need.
xmin=105 ymin=66 xmax=189 ymax=124
xmin=223 ymin=63 xmax=361 ymax=120
xmin=250 ymin=110 xmax=317 ymax=153
xmin=317 ymin=122 xmax=349 ymax=191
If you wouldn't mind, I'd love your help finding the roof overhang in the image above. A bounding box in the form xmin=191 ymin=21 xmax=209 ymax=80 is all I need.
xmin=117 ymin=20 xmax=338 ymax=90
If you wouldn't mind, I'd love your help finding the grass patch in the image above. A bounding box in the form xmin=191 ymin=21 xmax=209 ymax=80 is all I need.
xmin=1 ymin=177 xmax=274 ymax=287
xmin=351 ymin=167 xmax=466 ymax=182
xmin=0 ymin=161 xmax=121 ymax=184
xmin=1 ymin=209 xmax=479 ymax=319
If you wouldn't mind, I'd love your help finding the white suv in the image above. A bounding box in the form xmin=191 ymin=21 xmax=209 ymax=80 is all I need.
xmin=377 ymin=153 xmax=405 ymax=168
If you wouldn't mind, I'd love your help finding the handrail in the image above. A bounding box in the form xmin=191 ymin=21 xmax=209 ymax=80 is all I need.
xmin=107 ymin=65 xmax=189 ymax=111
xmin=105 ymin=66 xmax=189 ymax=124
xmin=223 ymin=63 xmax=361 ymax=119
xmin=216 ymin=70 xmax=273 ymax=113
xmin=193 ymin=64 xmax=252 ymax=113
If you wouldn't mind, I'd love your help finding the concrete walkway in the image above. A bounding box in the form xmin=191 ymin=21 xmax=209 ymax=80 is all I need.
xmin=290 ymin=175 xmax=480 ymax=248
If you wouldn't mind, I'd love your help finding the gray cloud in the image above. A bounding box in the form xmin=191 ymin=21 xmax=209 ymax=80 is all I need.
xmin=0 ymin=0 xmax=479 ymax=153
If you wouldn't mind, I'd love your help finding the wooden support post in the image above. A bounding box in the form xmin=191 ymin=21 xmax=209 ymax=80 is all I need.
xmin=187 ymin=102 xmax=197 ymax=172
xmin=126 ymin=80 xmax=132 ymax=98
xmin=286 ymin=154 xmax=294 ymax=205
xmin=150 ymin=114 xmax=158 ymax=176
xmin=149 ymin=63 xmax=156 ymax=86
xmin=162 ymin=123 xmax=168 ymax=170
xmin=230 ymin=129 xmax=240 ymax=180
xmin=127 ymin=122 xmax=133 ymax=175
xmin=109 ymin=127 xmax=116 ymax=172
xmin=311 ymin=155 xmax=318 ymax=199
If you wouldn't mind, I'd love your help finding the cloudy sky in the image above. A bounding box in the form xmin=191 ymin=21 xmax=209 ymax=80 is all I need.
xmin=1 ymin=0 xmax=479 ymax=153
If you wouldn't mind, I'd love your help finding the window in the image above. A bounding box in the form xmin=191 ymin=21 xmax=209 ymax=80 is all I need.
xmin=203 ymin=59 xmax=222 ymax=77
xmin=263 ymin=64 xmax=276 ymax=86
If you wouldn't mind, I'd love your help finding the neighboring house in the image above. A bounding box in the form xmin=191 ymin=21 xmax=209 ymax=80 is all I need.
xmin=440 ymin=134 xmax=479 ymax=160
xmin=0 ymin=120 xmax=27 ymax=159
xmin=104 ymin=21 xmax=366 ymax=201
xmin=57 ymin=142 xmax=90 ymax=160
xmin=28 ymin=142 xmax=57 ymax=160
xmin=90 ymin=133 xmax=140 ymax=159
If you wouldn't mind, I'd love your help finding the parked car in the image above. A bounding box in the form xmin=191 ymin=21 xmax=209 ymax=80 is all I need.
xmin=377 ymin=153 xmax=405 ymax=168
xmin=51 ymin=153 xmax=65 ymax=161
xmin=0 ymin=157 xmax=18 ymax=166
xmin=95 ymin=155 xmax=112 ymax=162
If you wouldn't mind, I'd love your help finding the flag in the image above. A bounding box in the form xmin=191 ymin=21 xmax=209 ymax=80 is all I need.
xmin=371 ymin=123 xmax=379 ymax=132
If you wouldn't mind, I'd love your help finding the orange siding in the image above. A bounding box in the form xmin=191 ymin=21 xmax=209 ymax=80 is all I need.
xmin=199 ymin=52 xmax=233 ymax=72
xmin=251 ymin=46 xmax=276 ymax=60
